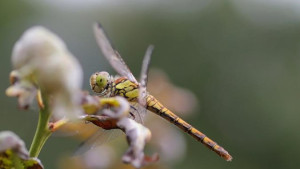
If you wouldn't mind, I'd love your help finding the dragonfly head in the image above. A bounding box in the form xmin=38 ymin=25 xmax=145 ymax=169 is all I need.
xmin=90 ymin=71 xmax=111 ymax=94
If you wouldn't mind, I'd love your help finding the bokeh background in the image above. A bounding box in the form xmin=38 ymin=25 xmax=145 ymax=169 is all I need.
xmin=1 ymin=0 xmax=300 ymax=168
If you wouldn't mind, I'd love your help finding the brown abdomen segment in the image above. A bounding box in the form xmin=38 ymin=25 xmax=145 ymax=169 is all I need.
xmin=146 ymin=94 xmax=232 ymax=161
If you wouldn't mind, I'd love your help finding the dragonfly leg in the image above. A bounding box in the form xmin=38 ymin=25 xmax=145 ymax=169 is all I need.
xmin=129 ymin=105 xmax=138 ymax=120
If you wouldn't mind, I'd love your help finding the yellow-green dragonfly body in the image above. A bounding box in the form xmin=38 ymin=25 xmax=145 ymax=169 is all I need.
xmin=90 ymin=23 xmax=232 ymax=161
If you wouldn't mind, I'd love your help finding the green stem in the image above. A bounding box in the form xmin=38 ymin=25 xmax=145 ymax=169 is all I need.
xmin=29 ymin=93 xmax=52 ymax=157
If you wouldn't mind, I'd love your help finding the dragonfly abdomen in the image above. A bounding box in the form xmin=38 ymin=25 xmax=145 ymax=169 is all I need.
xmin=146 ymin=94 xmax=232 ymax=161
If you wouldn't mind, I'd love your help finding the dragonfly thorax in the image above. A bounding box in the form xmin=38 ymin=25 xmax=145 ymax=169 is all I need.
xmin=90 ymin=71 xmax=113 ymax=96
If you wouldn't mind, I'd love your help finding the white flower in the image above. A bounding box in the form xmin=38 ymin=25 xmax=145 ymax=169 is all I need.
xmin=0 ymin=131 xmax=44 ymax=168
xmin=0 ymin=131 xmax=29 ymax=159
xmin=7 ymin=26 xmax=83 ymax=119
xmin=117 ymin=118 xmax=157 ymax=168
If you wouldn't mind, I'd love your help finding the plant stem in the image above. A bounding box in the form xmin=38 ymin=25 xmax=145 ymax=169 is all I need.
xmin=29 ymin=93 xmax=52 ymax=157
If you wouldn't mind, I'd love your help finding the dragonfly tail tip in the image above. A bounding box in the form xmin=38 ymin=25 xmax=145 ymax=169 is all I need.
xmin=224 ymin=154 xmax=233 ymax=161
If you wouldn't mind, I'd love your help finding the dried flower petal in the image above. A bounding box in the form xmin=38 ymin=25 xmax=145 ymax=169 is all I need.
xmin=82 ymin=115 xmax=119 ymax=130
xmin=0 ymin=131 xmax=28 ymax=159
xmin=100 ymin=97 xmax=130 ymax=119
xmin=117 ymin=118 xmax=157 ymax=168
xmin=81 ymin=96 xmax=131 ymax=130
xmin=6 ymin=73 xmax=37 ymax=109
xmin=0 ymin=131 xmax=43 ymax=169
xmin=7 ymin=26 xmax=83 ymax=118
xmin=81 ymin=92 xmax=101 ymax=115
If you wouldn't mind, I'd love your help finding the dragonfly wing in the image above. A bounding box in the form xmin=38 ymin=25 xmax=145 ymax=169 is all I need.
xmin=75 ymin=128 xmax=123 ymax=155
xmin=129 ymin=103 xmax=145 ymax=124
xmin=93 ymin=23 xmax=137 ymax=83
xmin=137 ymin=45 xmax=154 ymax=123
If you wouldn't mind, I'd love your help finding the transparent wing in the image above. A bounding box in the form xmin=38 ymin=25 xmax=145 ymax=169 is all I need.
xmin=129 ymin=103 xmax=145 ymax=124
xmin=75 ymin=128 xmax=123 ymax=155
xmin=137 ymin=45 xmax=154 ymax=123
xmin=93 ymin=23 xmax=137 ymax=83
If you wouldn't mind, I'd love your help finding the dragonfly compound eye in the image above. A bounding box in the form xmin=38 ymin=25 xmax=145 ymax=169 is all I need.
xmin=90 ymin=71 xmax=110 ymax=93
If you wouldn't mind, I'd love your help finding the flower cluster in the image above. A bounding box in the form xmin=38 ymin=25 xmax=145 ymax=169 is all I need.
xmin=4 ymin=26 xmax=159 ymax=169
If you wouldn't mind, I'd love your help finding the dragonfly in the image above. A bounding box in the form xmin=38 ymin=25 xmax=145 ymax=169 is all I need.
xmin=90 ymin=23 xmax=232 ymax=161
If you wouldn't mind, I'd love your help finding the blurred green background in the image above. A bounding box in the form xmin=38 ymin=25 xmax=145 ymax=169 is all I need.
xmin=1 ymin=0 xmax=300 ymax=168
